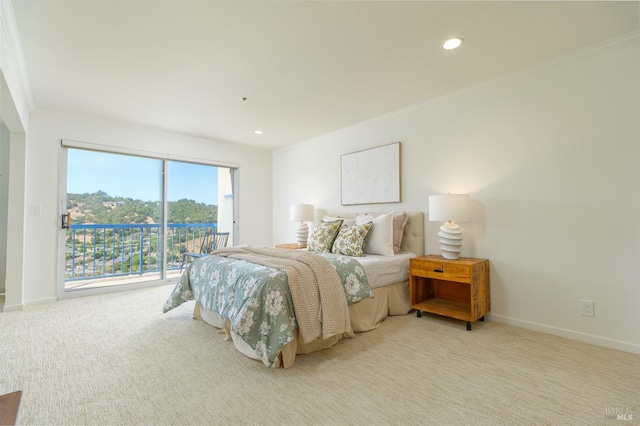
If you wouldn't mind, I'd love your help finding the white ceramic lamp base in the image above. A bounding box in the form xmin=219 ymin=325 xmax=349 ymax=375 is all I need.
xmin=295 ymin=222 xmax=309 ymax=247
xmin=438 ymin=221 xmax=463 ymax=260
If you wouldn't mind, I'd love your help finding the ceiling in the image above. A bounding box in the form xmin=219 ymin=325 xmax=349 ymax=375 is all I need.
xmin=11 ymin=1 xmax=639 ymax=151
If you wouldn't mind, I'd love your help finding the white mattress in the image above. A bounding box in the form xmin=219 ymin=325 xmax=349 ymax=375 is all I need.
xmin=354 ymin=252 xmax=416 ymax=289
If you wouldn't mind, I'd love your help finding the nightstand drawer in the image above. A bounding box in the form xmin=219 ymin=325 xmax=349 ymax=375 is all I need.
xmin=411 ymin=259 xmax=471 ymax=282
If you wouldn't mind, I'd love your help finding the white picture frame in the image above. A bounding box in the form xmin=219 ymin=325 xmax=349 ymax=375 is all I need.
xmin=341 ymin=142 xmax=401 ymax=205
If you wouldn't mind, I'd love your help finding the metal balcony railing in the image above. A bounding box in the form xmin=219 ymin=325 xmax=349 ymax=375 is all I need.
xmin=65 ymin=223 xmax=217 ymax=282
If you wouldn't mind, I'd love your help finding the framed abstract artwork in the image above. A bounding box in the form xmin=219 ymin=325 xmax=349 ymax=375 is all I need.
xmin=341 ymin=142 xmax=401 ymax=205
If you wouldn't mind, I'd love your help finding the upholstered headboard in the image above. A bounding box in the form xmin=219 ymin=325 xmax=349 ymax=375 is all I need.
xmin=400 ymin=212 xmax=424 ymax=257
xmin=320 ymin=211 xmax=424 ymax=257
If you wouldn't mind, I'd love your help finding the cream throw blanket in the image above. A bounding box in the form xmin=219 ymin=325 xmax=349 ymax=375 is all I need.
xmin=213 ymin=246 xmax=354 ymax=344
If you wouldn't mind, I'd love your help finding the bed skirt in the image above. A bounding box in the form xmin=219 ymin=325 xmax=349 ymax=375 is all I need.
xmin=193 ymin=280 xmax=410 ymax=367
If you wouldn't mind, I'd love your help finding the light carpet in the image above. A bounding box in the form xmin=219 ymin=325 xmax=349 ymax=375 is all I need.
xmin=0 ymin=285 xmax=638 ymax=425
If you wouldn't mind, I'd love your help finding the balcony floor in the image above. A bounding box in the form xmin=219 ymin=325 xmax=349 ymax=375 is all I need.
xmin=65 ymin=270 xmax=183 ymax=291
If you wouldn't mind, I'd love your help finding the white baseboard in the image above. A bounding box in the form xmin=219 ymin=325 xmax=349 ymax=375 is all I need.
xmin=3 ymin=303 xmax=24 ymax=312
xmin=490 ymin=314 xmax=640 ymax=355
xmin=23 ymin=297 xmax=57 ymax=307
xmin=2 ymin=297 xmax=57 ymax=311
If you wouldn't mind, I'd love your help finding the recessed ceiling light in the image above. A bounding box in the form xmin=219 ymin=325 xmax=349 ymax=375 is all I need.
xmin=254 ymin=130 xmax=264 ymax=135
xmin=443 ymin=37 xmax=463 ymax=50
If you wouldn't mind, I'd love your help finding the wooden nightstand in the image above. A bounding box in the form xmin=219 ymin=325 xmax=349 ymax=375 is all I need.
xmin=276 ymin=243 xmax=306 ymax=250
xmin=410 ymin=255 xmax=490 ymax=330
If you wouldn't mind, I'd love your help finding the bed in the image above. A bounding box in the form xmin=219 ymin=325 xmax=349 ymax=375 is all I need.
xmin=164 ymin=211 xmax=424 ymax=368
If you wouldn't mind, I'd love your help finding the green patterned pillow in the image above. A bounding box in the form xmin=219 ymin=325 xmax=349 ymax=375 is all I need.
xmin=331 ymin=222 xmax=373 ymax=257
xmin=308 ymin=220 xmax=343 ymax=253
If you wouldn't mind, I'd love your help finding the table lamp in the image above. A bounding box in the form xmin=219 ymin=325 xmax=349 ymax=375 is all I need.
xmin=428 ymin=194 xmax=470 ymax=259
xmin=290 ymin=204 xmax=314 ymax=247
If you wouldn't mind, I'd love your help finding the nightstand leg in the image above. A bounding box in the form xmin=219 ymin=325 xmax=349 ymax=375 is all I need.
xmin=466 ymin=321 xmax=472 ymax=331
xmin=479 ymin=316 xmax=485 ymax=322
xmin=416 ymin=310 xmax=422 ymax=318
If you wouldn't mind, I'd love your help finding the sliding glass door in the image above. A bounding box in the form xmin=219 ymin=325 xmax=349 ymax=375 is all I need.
xmin=61 ymin=146 xmax=235 ymax=294
xmin=63 ymin=149 xmax=163 ymax=290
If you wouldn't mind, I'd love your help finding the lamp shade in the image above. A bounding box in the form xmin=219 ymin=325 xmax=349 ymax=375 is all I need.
xmin=290 ymin=204 xmax=314 ymax=222
xmin=428 ymin=194 xmax=470 ymax=223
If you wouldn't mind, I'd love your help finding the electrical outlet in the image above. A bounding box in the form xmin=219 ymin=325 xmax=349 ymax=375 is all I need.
xmin=580 ymin=299 xmax=595 ymax=317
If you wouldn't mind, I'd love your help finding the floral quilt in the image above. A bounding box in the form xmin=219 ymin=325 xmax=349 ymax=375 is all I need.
xmin=163 ymin=252 xmax=372 ymax=367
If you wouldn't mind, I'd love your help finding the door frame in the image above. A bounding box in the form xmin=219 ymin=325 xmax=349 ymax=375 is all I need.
xmin=57 ymin=139 xmax=238 ymax=299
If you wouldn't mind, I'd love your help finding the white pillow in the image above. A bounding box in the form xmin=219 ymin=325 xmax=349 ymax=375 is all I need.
xmin=323 ymin=215 xmax=356 ymax=227
xmin=356 ymin=212 xmax=394 ymax=256
xmin=360 ymin=211 xmax=408 ymax=254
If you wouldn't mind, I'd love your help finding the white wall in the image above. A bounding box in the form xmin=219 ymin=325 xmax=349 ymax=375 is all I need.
xmin=22 ymin=110 xmax=273 ymax=304
xmin=0 ymin=118 xmax=8 ymax=292
xmin=273 ymin=35 xmax=640 ymax=353
xmin=1 ymin=0 xmax=30 ymax=310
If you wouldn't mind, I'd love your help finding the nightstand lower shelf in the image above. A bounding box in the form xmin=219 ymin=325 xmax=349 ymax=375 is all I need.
xmin=413 ymin=298 xmax=471 ymax=321
xmin=414 ymin=299 xmax=485 ymax=331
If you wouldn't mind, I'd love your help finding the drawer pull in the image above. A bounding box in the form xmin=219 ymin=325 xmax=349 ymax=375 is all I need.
xmin=433 ymin=269 xmax=443 ymax=273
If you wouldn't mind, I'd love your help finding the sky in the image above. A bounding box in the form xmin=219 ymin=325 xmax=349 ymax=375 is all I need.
xmin=67 ymin=149 xmax=219 ymax=205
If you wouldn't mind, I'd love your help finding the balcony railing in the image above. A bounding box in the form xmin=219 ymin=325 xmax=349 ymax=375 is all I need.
xmin=65 ymin=223 xmax=218 ymax=282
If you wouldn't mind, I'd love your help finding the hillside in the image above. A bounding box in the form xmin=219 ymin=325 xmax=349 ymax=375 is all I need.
xmin=67 ymin=191 xmax=217 ymax=224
